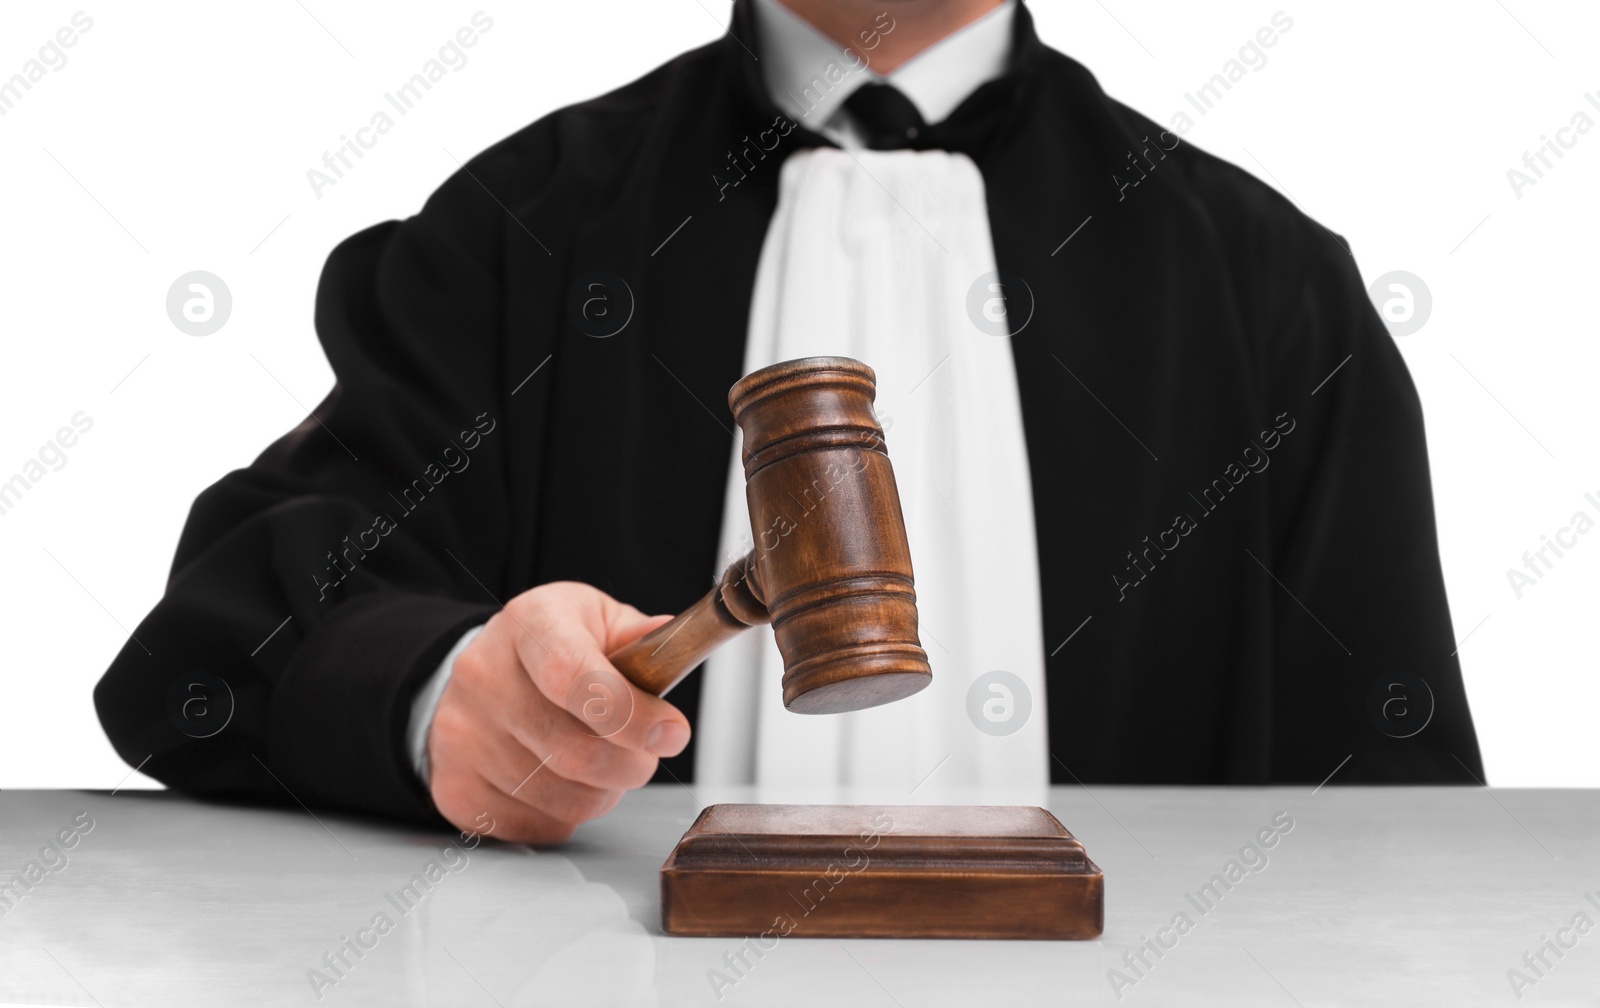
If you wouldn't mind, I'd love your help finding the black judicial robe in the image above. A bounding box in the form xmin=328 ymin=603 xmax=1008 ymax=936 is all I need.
xmin=95 ymin=0 xmax=1483 ymax=824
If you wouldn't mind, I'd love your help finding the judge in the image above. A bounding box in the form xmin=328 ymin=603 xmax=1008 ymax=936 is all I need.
xmin=95 ymin=0 xmax=1483 ymax=844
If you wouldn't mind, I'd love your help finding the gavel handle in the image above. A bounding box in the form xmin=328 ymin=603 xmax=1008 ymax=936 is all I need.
xmin=606 ymin=550 xmax=769 ymax=697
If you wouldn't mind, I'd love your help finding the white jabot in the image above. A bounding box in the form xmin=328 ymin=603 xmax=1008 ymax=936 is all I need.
xmin=753 ymin=0 xmax=1016 ymax=148
xmin=693 ymin=146 xmax=1049 ymax=806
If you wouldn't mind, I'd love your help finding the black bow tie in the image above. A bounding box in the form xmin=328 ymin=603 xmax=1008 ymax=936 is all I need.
xmin=844 ymin=83 xmax=928 ymax=151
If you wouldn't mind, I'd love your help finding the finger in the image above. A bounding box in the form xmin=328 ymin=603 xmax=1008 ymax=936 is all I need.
xmin=434 ymin=744 xmax=624 ymax=839
xmin=434 ymin=632 xmax=660 ymax=793
xmin=448 ymin=746 xmax=624 ymax=835
xmin=493 ymin=693 xmax=660 ymax=792
xmin=535 ymin=657 xmax=692 ymax=759
xmin=507 ymin=610 xmax=691 ymax=759
xmin=500 ymin=760 xmax=625 ymax=827
xmin=436 ymin=771 xmax=611 ymax=847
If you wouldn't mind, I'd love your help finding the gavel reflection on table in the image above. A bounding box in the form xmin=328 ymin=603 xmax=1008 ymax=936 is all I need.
xmin=606 ymin=356 xmax=1103 ymax=941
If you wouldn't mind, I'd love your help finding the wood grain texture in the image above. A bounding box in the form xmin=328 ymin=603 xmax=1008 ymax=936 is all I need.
xmin=607 ymin=357 xmax=932 ymax=714
xmin=608 ymin=552 xmax=765 ymax=696
xmin=661 ymin=804 xmax=1105 ymax=940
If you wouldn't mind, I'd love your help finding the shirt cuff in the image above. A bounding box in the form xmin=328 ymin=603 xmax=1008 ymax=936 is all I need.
xmin=408 ymin=624 xmax=485 ymax=784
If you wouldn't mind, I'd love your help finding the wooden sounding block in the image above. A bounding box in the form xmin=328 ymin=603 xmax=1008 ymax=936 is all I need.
xmin=660 ymin=804 xmax=1103 ymax=940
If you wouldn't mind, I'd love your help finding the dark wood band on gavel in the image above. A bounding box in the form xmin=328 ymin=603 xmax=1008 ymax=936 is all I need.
xmin=606 ymin=356 xmax=933 ymax=715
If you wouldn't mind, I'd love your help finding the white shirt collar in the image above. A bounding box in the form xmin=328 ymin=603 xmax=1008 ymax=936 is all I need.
xmin=753 ymin=0 xmax=1016 ymax=146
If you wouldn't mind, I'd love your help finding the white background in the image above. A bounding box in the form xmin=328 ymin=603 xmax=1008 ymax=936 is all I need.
xmin=0 ymin=1 xmax=1594 ymax=790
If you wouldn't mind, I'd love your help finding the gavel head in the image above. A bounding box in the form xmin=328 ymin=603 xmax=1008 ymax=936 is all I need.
xmin=726 ymin=356 xmax=933 ymax=715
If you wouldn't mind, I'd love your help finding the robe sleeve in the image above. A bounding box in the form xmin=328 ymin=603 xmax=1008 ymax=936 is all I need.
xmin=92 ymin=154 xmax=532 ymax=823
xmin=1262 ymin=229 xmax=1485 ymax=783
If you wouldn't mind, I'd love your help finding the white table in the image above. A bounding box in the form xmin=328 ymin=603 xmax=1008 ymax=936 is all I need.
xmin=1 ymin=785 xmax=1594 ymax=1006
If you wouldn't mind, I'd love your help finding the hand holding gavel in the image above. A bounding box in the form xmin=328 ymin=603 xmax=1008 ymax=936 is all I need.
xmin=426 ymin=581 xmax=683 ymax=846
xmin=428 ymin=358 xmax=931 ymax=844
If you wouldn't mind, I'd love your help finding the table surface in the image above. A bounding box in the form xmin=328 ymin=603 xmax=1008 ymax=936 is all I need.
xmin=1 ymin=784 xmax=1596 ymax=1007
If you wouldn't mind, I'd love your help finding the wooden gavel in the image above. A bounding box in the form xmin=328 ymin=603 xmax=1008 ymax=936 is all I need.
xmin=607 ymin=356 xmax=932 ymax=714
